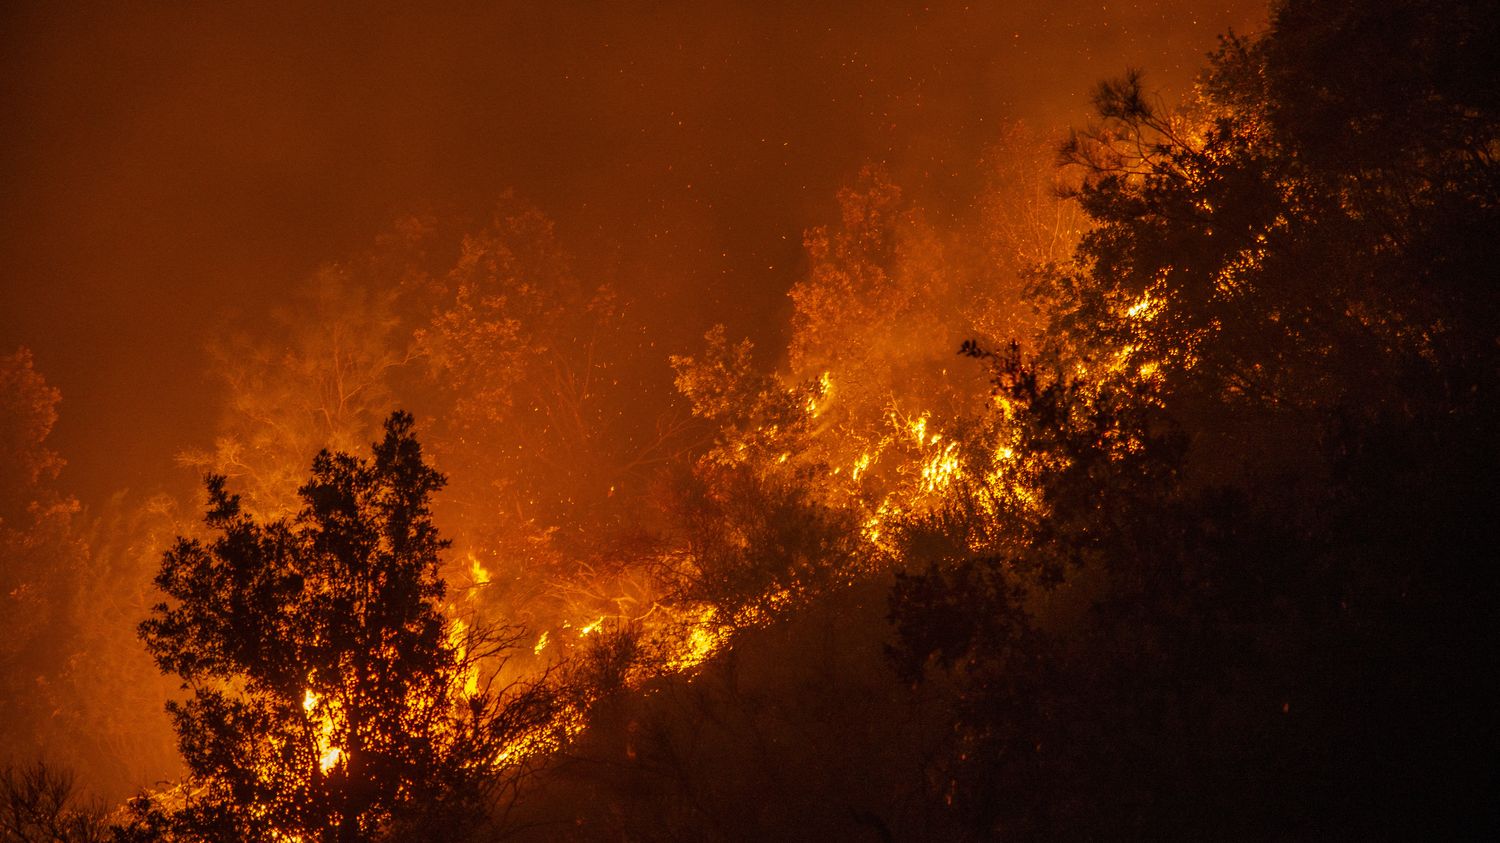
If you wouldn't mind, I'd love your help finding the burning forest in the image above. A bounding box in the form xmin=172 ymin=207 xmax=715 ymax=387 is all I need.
xmin=2 ymin=0 xmax=1496 ymax=839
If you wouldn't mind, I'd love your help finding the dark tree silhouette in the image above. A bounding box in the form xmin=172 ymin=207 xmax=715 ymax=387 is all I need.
xmin=0 ymin=761 xmax=108 ymax=843
xmin=139 ymin=412 xmax=554 ymax=842
xmin=890 ymin=0 xmax=1499 ymax=837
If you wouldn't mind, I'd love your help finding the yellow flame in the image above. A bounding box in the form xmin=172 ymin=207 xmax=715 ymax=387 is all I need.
xmin=920 ymin=441 xmax=962 ymax=494
xmin=301 ymin=687 xmax=343 ymax=774
xmin=468 ymin=555 xmax=491 ymax=588
xmin=908 ymin=415 xmax=929 ymax=445
xmin=664 ymin=605 xmax=726 ymax=673
xmin=862 ymin=499 xmax=901 ymax=551
xmin=1125 ymin=294 xmax=1155 ymax=319
xmin=448 ymin=618 xmax=479 ymax=697
xmin=806 ymin=371 xmax=834 ymax=416
xmin=318 ymin=747 xmax=344 ymax=774
xmin=851 ymin=452 xmax=872 ymax=482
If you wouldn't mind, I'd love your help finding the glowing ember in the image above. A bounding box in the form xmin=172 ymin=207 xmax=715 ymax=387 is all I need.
xmin=300 ymin=688 xmax=344 ymax=774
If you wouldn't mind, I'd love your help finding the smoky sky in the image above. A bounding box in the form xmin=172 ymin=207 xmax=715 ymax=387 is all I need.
xmin=1 ymin=0 xmax=1265 ymax=504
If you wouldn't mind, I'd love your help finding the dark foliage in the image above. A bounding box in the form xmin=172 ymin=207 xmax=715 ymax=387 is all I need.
xmin=891 ymin=0 xmax=1499 ymax=837
xmin=137 ymin=413 xmax=555 ymax=842
xmin=663 ymin=461 xmax=865 ymax=626
xmin=504 ymin=581 xmax=964 ymax=843
xmin=0 ymin=762 xmax=108 ymax=843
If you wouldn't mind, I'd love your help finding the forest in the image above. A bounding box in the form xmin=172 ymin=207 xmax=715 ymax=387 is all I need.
xmin=2 ymin=0 xmax=1495 ymax=839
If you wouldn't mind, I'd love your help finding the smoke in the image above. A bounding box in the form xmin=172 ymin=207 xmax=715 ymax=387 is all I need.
xmin=1 ymin=0 xmax=1270 ymax=802
xmin=2 ymin=0 xmax=1266 ymax=505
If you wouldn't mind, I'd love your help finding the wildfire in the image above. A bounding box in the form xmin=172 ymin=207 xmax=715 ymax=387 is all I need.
xmin=851 ymin=452 xmax=872 ymax=482
xmin=663 ymin=605 xmax=728 ymax=673
xmin=920 ymin=440 xmax=962 ymax=494
xmin=907 ymin=414 xmax=931 ymax=446
xmin=378 ymin=316 xmax=1153 ymax=786
xmin=468 ymin=555 xmax=492 ymax=587
xmin=447 ymin=618 xmax=481 ymax=698
xmin=1125 ymin=291 xmax=1163 ymax=320
xmin=806 ymin=371 xmax=834 ymax=416
xmin=301 ymin=689 xmax=344 ymax=774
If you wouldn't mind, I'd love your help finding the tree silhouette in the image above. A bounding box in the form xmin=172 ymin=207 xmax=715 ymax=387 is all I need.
xmin=889 ymin=0 xmax=1498 ymax=837
xmin=139 ymin=412 xmax=553 ymax=842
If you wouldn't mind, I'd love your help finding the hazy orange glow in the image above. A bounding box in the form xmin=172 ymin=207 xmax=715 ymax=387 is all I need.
xmin=0 ymin=0 xmax=1269 ymax=809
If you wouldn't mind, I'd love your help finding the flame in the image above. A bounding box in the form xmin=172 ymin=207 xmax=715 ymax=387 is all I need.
xmin=851 ymin=452 xmax=872 ymax=482
xmin=908 ymin=414 xmax=929 ymax=446
xmin=300 ymin=688 xmax=344 ymax=774
xmin=318 ymin=747 xmax=344 ymax=774
xmin=1125 ymin=292 xmax=1161 ymax=319
xmin=262 ymin=315 xmax=1160 ymax=791
xmin=448 ymin=618 xmax=480 ymax=698
xmin=920 ymin=441 xmax=962 ymax=494
xmin=806 ymin=371 xmax=834 ymax=416
xmin=468 ymin=555 xmax=491 ymax=587
xmin=663 ymin=605 xmax=727 ymax=673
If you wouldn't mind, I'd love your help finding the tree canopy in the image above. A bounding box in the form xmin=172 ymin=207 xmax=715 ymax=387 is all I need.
xmin=886 ymin=0 xmax=1499 ymax=837
xmin=138 ymin=412 xmax=552 ymax=842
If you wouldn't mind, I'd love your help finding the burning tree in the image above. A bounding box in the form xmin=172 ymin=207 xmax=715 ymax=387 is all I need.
xmin=884 ymin=0 xmax=1500 ymax=836
xmin=138 ymin=412 xmax=554 ymax=841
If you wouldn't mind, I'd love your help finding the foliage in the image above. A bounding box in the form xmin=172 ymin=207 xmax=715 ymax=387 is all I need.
xmin=0 ymin=762 xmax=109 ymax=843
xmin=180 ymin=268 xmax=419 ymax=520
xmin=889 ymin=0 xmax=1500 ymax=836
xmin=0 ymin=348 xmax=65 ymax=520
xmin=663 ymin=462 xmax=863 ymax=627
xmin=1055 ymin=2 xmax=1497 ymax=434
xmin=2 ymin=353 xmax=183 ymax=801
xmin=670 ymin=326 xmax=815 ymax=469
xmin=179 ymin=201 xmax=692 ymax=662
xmin=889 ymin=349 xmax=1282 ymax=837
xmin=140 ymin=413 xmax=556 ymax=841
xmin=786 ymin=164 xmax=1043 ymax=448
xmin=501 ymin=582 xmax=963 ymax=842
xmin=667 ymin=328 xmax=867 ymax=623
xmin=46 ymin=494 xmax=188 ymax=801
xmin=418 ymin=201 xmax=686 ymax=563
xmin=0 ymin=350 xmax=88 ymax=775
